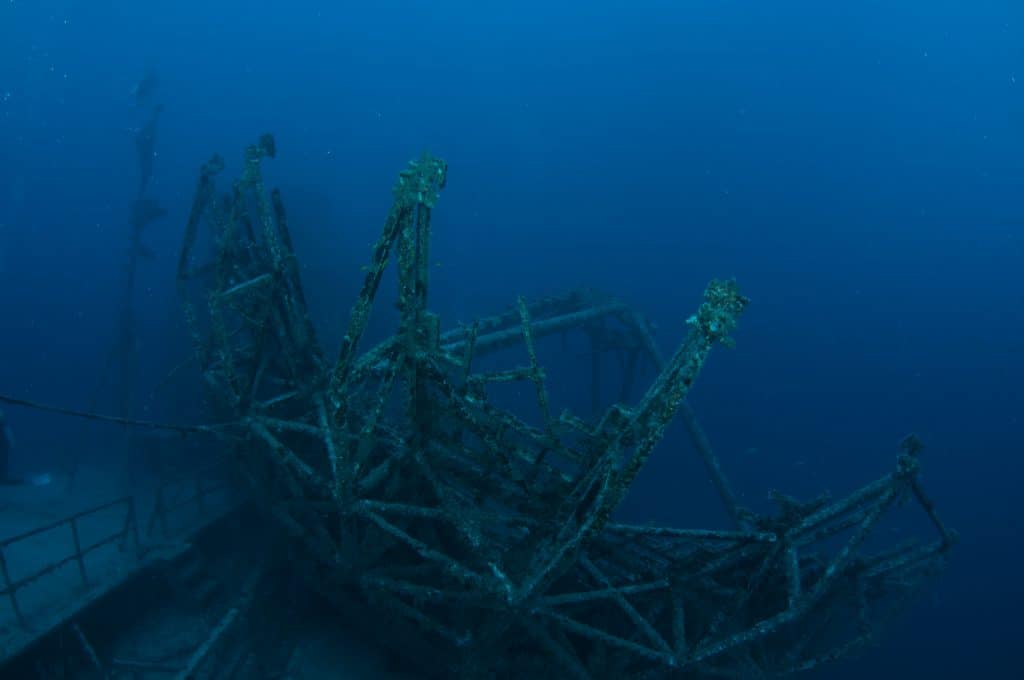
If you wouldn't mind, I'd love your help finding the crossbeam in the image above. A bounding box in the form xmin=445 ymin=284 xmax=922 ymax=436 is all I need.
xmin=174 ymin=137 xmax=954 ymax=678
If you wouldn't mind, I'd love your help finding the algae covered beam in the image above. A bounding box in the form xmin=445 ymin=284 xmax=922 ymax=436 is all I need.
xmin=172 ymin=136 xmax=954 ymax=679
xmin=329 ymin=154 xmax=447 ymax=411
xmin=514 ymin=280 xmax=748 ymax=603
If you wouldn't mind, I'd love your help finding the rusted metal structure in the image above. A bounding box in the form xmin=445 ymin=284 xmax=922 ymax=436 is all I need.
xmin=174 ymin=135 xmax=955 ymax=678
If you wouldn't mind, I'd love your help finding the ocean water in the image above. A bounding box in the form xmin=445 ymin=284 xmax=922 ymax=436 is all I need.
xmin=0 ymin=1 xmax=1021 ymax=677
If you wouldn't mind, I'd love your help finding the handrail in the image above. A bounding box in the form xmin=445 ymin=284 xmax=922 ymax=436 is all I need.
xmin=0 ymin=496 xmax=135 ymax=548
xmin=0 ymin=459 xmax=236 ymax=631
xmin=0 ymin=496 xmax=141 ymax=627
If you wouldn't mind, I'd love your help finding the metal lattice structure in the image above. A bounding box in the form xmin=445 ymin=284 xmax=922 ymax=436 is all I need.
xmin=174 ymin=136 xmax=955 ymax=678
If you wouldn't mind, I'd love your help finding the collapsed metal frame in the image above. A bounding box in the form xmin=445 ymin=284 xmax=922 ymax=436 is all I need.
xmin=174 ymin=135 xmax=955 ymax=678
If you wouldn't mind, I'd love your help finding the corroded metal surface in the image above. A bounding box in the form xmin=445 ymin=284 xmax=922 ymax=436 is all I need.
xmin=175 ymin=137 xmax=954 ymax=678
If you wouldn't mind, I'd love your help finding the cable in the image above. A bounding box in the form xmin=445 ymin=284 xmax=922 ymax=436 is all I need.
xmin=0 ymin=393 xmax=237 ymax=437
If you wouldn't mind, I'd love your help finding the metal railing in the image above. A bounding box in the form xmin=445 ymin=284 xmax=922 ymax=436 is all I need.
xmin=0 ymin=496 xmax=141 ymax=627
xmin=0 ymin=458 xmax=237 ymax=636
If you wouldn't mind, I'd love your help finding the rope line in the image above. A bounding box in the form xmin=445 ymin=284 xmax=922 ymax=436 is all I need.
xmin=0 ymin=393 xmax=236 ymax=436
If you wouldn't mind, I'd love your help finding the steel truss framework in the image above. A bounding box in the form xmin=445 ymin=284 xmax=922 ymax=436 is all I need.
xmin=174 ymin=136 xmax=955 ymax=678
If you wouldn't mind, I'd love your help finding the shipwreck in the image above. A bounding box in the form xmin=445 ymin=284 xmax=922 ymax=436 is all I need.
xmin=157 ymin=133 xmax=958 ymax=678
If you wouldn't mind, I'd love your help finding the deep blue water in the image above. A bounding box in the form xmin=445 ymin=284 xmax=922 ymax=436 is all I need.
xmin=2 ymin=1 xmax=1022 ymax=677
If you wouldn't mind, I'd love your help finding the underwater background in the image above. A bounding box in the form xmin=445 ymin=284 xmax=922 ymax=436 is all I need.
xmin=1 ymin=0 xmax=1021 ymax=677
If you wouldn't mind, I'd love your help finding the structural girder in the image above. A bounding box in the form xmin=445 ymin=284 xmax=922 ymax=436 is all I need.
xmin=175 ymin=137 xmax=954 ymax=678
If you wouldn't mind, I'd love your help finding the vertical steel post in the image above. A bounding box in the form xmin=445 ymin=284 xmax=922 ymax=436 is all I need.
xmin=70 ymin=518 xmax=89 ymax=586
xmin=0 ymin=545 xmax=25 ymax=626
